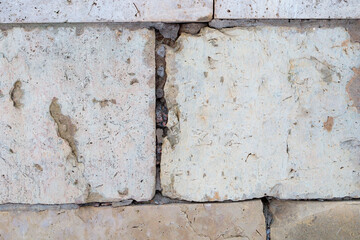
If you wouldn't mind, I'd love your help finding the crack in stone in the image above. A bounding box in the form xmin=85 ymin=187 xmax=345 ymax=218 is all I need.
xmin=215 ymin=227 xmax=248 ymax=240
xmin=262 ymin=198 xmax=273 ymax=240
xmin=0 ymin=52 xmax=16 ymax=63
xmin=180 ymin=207 xmax=211 ymax=240
xmin=286 ymin=129 xmax=291 ymax=161
xmin=133 ymin=3 xmax=141 ymax=17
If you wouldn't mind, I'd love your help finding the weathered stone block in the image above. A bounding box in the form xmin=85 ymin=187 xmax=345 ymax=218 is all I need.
xmin=215 ymin=0 xmax=360 ymax=19
xmin=0 ymin=26 xmax=155 ymax=204
xmin=162 ymin=27 xmax=360 ymax=201
xmin=270 ymin=200 xmax=360 ymax=240
xmin=0 ymin=201 xmax=265 ymax=239
xmin=0 ymin=0 xmax=213 ymax=23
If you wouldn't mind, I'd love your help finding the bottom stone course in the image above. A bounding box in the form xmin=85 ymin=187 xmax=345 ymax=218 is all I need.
xmin=0 ymin=201 xmax=265 ymax=240
xmin=270 ymin=200 xmax=360 ymax=240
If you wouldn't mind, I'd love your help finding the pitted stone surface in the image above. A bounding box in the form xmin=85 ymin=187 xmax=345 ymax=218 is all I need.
xmin=270 ymin=200 xmax=360 ymax=240
xmin=162 ymin=27 xmax=360 ymax=201
xmin=0 ymin=0 xmax=213 ymax=23
xmin=0 ymin=26 xmax=155 ymax=204
xmin=215 ymin=0 xmax=360 ymax=19
xmin=0 ymin=201 xmax=265 ymax=240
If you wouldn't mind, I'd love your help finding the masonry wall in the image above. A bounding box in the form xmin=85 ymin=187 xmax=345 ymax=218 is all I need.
xmin=0 ymin=1 xmax=359 ymax=239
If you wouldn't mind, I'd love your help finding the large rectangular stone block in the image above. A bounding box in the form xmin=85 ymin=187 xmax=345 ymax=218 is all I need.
xmin=0 ymin=0 xmax=213 ymax=23
xmin=162 ymin=26 xmax=360 ymax=201
xmin=270 ymin=200 xmax=360 ymax=240
xmin=215 ymin=0 xmax=360 ymax=19
xmin=0 ymin=201 xmax=265 ymax=239
xmin=0 ymin=26 xmax=155 ymax=204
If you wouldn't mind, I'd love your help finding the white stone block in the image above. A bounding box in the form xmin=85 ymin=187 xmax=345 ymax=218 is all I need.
xmin=162 ymin=26 xmax=360 ymax=201
xmin=215 ymin=0 xmax=360 ymax=19
xmin=0 ymin=26 xmax=155 ymax=204
xmin=0 ymin=201 xmax=265 ymax=240
xmin=270 ymin=200 xmax=360 ymax=240
xmin=0 ymin=0 xmax=213 ymax=23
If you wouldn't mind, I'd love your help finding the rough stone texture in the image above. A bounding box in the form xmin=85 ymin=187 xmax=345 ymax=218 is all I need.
xmin=0 ymin=201 xmax=265 ymax=240
xmin=215 ymin=0 xmax=360 ymax=19
xmin=270 ymin=200 xmax=360 ymax=240
xmin=0 ymin=0 xmax=213 ymax=23
xmin=0 ymin=26 xmax=155 ymax=204
xmin=162 ymin=27 xmax=360 ymax=201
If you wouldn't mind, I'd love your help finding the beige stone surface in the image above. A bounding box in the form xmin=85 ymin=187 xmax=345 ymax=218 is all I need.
xmin=0 ymin=0 xmax=213 ymax=23
xmin=270 ymin=200 xmax=360 ymax=240
xmin=0 ymin=201 xmax=265 ymax=240
xmin=162 ymin=26 xmax=360 ymax=201
xmin=0 ymin=26 xmax=155 ymax=204
xmin=215 ymin=0 xmax=360 ymax=19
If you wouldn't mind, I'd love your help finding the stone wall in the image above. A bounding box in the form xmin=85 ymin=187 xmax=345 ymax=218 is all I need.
xmin=0 ymin=1 xmax=359 ymax=239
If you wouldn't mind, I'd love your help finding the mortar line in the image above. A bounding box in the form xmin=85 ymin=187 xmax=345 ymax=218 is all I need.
xmin=0 ymin=196 xmax=360 ymax=211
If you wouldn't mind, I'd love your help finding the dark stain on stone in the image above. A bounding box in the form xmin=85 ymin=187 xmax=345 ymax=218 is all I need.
xmin=208 ymin=38 xmax=219 ymax=47
xmin=10 ymin=80 xmax=23 ymax=108
xmin=346 ymin=67 xmax=360 ymax=111
xmin=208 ymin=56 xmax=217 ymax=69
xmin=130 ymin=79 xmax=139 ymax=85
xmin=34 ymin=164 xmax=43 ymax=171
xmin=323 ymin=116 xmax=334 ymax=132
xmin=75 ymin=26 xmax=84 ymax=36
xmin=92 ymin=98 xmax=116 ymax=108
xmin=320 ymin=67 xmax=333 ymax=84
xmin=340 ymin=139 xmax=360 ymax=149
xmin=117 ymin=188 xmax=129 ymax=196
xmin=49 ymin=97 xmax=78 ymax=159
xmin=347 ymin=21 xmax=360 ymax=44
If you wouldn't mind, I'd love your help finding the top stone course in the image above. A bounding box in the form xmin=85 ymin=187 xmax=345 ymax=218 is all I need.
xmin=0 ymin=0 xmax=213 ymax=23
xmin=1 ymin=0 xmax=359 ymax=23
xmin=215 ymin=0 xmax=360 ymax=19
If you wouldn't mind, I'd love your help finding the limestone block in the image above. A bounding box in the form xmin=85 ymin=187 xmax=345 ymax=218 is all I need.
xmin=162 ymin=26 xmax=360 ymax=201
xmin=0 ymin=201 xmax=265 ymax=240
xmin=215 ymin=0 xmax=360 ymax=19
xmin=0 ymin=0 xmax=213 ymax=23
xmin=0 ymin=26 xmax=155 ymax=203
xmin=270 ymin=200 xmax=360 ymax=240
